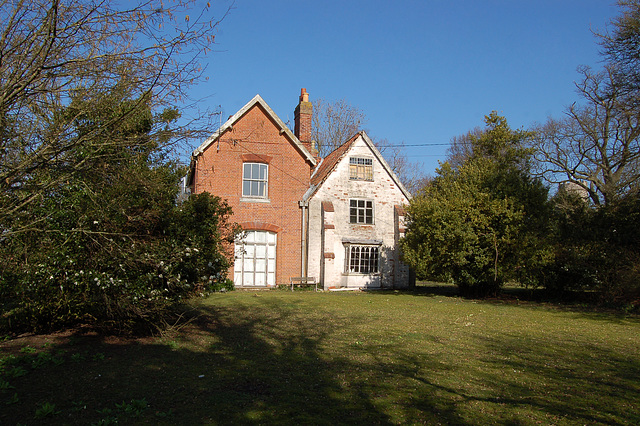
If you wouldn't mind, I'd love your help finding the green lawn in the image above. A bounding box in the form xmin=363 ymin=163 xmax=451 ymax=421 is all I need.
xmin=1 ymin=288 xmax=639 ymax=425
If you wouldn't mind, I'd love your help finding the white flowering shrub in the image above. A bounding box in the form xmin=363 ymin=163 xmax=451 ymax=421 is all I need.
xmin=0 ymin=90 xmax=239 ymax=333
xmin=1 ymin=190 xmax=238 ymax=333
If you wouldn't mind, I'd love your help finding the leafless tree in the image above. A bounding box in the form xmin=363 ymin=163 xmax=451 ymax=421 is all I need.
xmin=446 ymin=127 xmax=484 ymax=170
xmin=310 ymin=97 xmax=427 ymax=194
xmin=374 ymin=138 xmax=429 ymax=195
xmin=531 ymin=65 xmax=640 ymax=205
xmin=0 ymin=0 xmax=229 ymax=234
xmin=311 ymin=98 xmax=367 ymax=157
xmin=598 ymin=0 xmax=640 ymax=104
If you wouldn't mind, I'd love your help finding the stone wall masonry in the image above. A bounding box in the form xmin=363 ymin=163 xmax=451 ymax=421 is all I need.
xmin=307 ymin=136 xmax=412 ymax=289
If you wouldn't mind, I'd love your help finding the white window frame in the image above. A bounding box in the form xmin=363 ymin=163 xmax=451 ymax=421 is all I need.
xmin=242 ymin=163 xmax=268 ymax=199
xmin=349 ymin=199 xmax=374 ymax=224
xmin=345 ymin=245 xmax=380 ymax=274
xmin=349 ymin=157 xmax=373 ymax=181
xmin=234 ymin=231 xmax=277 ymax=287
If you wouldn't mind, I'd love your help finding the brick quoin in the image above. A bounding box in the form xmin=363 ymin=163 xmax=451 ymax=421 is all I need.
xmin=192 ymin=100 xmax=314 ymax=286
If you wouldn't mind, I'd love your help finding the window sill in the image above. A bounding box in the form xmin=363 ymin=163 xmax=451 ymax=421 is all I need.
xmin=342 ymin=238 xmax=382 ymax=245
xmin=342 ymin=272 xmax=381 ymax=276
xmin=240 ymin=197 xmax=271 ymax=203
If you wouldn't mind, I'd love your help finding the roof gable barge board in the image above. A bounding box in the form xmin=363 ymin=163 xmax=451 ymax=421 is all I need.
xmin=191 ymin=94 xmax=317 ymax=166
xmin=304 ymin=131 xmax=412 ymax=202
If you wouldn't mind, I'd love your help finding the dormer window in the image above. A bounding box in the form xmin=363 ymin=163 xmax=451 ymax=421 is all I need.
xmin=242 ymin=163 xmax=268 ymax=198
xmin=349 ymin=157 xmax=373 ymax=181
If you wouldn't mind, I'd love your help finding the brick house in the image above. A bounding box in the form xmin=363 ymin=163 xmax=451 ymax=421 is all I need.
xmin=187 ymin=91 xmax=317 ymax=287
xmin=188 ymin=89 xmax=413 ymax=289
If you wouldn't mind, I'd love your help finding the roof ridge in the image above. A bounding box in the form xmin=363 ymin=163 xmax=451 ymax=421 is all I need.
xmin=191 ymin=94 xmax=316 ymax=166
xmin=303 ymin=131 xmax=412 ymax=201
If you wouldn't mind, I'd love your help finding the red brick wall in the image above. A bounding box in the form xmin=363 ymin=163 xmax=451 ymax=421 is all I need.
xmin=193 ymin=104 xmax=313 ymax=285
xmin=294 ymin=88 xmax=312 ymax=149
xmin=295 ymin=101 xmax=312 ymax=144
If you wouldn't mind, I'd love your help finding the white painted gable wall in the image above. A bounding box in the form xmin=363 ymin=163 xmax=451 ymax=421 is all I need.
xmin=307 ymin=135 xmax=412 ymax=290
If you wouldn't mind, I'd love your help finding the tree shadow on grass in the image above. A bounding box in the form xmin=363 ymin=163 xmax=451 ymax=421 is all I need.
xmin=470 ymin=332 xmax=640 ymax=425
xmin=408 ymin=281 xmax=640 ymax=324
xmin=3 ymin=292 xmax=637 ymax=425
xmin=355 ymin=328 xmax=640 ymax=425
xmin=0 ymin=297 xmax=468 ymax=425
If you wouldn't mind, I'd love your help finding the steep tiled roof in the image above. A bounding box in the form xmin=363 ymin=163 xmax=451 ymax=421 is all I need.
xmin=310 ymin=132 xmax=361 ymax=187
xmin=302 ymin=130 xmax=412 ymax=202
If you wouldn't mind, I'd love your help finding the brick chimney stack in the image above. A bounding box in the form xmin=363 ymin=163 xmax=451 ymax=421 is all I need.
xmin=294 ymin=88 xmax=312 ymax=149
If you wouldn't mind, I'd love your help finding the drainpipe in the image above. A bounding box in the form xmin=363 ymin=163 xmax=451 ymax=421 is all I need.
xmin=299 ymin=200 xmax=308 ymax=277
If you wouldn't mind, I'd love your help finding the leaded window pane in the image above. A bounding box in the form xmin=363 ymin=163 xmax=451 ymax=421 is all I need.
xmin=345 ymin=245 xmax=380 ymax=274
xmin=349 ymin=157 xmax=373 ymax=181
xmin=349 ymin=199 xmax=374 ymax=224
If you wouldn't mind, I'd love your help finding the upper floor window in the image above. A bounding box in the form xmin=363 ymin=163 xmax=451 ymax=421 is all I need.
xmin=349 ymin=157 xmax=373 ymax=181
xmin=243 ymin=163 xmax=268 ymax=198
xmin=350 ymin=199 xmax=373 ymax=224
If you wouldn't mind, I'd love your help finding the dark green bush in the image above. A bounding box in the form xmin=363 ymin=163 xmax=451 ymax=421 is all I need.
xmin=401 ymin=113 xmax=553 ymax=298
xmin=0 ymin=90 xmax=239 ymax=334
xmin=0 ymin=190 xmax=238 ymax=334
xmin=547 ymin=189 xmax=640 ymax=307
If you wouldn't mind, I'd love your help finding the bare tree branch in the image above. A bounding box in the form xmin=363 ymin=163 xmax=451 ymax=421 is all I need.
xmin=0 ymin=0 xmax=230 ymax=234
xmin=531 ymin=66 xmax=640 ymax=205
xmin=311 ymin=97 xmax=366 ymax=157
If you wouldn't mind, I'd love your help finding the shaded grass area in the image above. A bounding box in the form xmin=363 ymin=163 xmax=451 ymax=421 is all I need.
xmin=1 ymin=290 xmax=639 ymax=424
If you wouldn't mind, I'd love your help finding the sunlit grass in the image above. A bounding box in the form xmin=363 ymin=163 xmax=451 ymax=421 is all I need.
xmin=1 ymin=289 xmax=638 ymax=424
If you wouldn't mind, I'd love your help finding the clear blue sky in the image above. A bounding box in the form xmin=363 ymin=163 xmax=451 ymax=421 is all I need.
xmin=189 ymin=0 xmax=620 ymax=176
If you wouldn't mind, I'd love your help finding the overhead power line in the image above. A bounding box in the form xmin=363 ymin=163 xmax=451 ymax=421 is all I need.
xmin=378 ymin=143 xmax=451 ymax=147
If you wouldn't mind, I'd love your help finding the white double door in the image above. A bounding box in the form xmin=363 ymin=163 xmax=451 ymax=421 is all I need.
xmin=234 ymin=230 xmax=276 ymax=286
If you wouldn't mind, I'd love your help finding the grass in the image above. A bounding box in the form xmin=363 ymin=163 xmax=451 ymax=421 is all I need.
xmin=0 ymin=285 xmax=639 ymax=424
